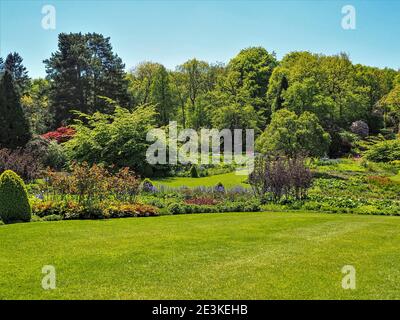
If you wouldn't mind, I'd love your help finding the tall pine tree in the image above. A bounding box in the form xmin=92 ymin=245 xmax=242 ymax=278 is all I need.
xmin=0 ymin=71 xmax=31 ymax=149
xmin=44 ymin=32 xmax=130 ymax=127
xmin=3 ymin=52 xmax=30 ymax=96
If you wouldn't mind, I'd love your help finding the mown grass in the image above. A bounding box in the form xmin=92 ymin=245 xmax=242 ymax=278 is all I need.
xmin=154 ymin=171 xmax=249 ymax=188
xmin=1 ymin=211 xmax=400 ymax=299
xmin=390 ymin=173 xmax=400 ymax=183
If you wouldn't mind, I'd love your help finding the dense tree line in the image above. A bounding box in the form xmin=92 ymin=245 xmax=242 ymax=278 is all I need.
xmin=1 ymin=32 xmax=399 ymax=164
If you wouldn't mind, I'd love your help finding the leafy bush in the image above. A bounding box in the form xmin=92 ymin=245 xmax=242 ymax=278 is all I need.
xmin=0 ymin=148 xmax=43 ymax=181
xmin=41 ymin=126 xmax=76 ymax=143
xmin=32 ymin=199 xmax=158 ymax=219
xmin=365 ymin=139 xmax=400 ymax=162
xmin=32 ymin=201 xmax=55 ymax=217
xmin=338 ymin=130 xmax=360 ymax=154
xmin=104 ymin=203 xmax=159 ymax=218
xmin=249 ymin=155 xmax=312 ymax=202
xmin=24 ymin=136 xmax=51 ymax=159
xmin=45 ymin=162 xmax=140 ymax=204
xmin=45 ymin=141 xmax=68 ymax=170
xmin=256 ymin=109 xmax=330 ymax=157
xmin=109 ymin=167 xmax=141 ymax=202
xmin=42 ymin=214 xmax=63 ymax=221
xmin=380 ymin=128 xmax=397 ymax=140
xmin=168 ymin=203 xmax=183 ymax=214
xmin=355 ymin=205 xmax=382 ymax=215
xmin=184 ymin=197 xmax=219 ymax=206
xmin=168 ymin=200 xmax=260 ymax=215
xmin=30 ymin=215 xmax=43 ymax=222
xmin=0 ymin=170 xmax=32 ymax=223
xmin=64 ymin=105 xmax=157 ymax=174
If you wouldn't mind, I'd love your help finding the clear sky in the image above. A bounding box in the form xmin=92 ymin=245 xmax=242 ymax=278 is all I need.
xmin=0 ymin=0 xmax=399 ymax=78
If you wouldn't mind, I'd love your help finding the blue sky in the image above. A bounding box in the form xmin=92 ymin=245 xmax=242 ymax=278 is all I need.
xmin=1 ymin=0 xmax=399 ymax=78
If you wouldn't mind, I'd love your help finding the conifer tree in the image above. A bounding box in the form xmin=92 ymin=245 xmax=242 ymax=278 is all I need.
xmin=0 ymin=71 xmax=31 ymax=149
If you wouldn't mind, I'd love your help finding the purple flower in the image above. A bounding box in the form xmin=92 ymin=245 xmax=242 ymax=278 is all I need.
xmin=35 ymin=193 xmax=44 ymax=200
xmin=214 ymin=183 xmax=225 ymax=193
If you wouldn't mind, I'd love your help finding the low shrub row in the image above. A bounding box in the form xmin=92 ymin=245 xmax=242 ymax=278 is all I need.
xmin=32 ymin=200 xmax=159 ymax=220
xmin=283 ymin=194 xmax=400 ymax=216
xmin=167 ymin=200 xmax=261 ymax=215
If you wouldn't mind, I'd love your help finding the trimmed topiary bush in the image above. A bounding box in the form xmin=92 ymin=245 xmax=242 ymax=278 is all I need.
xmin=190 ymin=165 xmax=199 ymax=178
xmin=0 ymin=170 xmax=32 ymax=223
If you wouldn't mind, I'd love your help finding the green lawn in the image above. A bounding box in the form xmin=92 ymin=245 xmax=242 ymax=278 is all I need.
xmin=155 ymin=171 xmax=249 ymax=188
xmin=390 ymin=173 xmax=400 ymax=183
xmin=1 ymin=211 xmax=400 ymax=299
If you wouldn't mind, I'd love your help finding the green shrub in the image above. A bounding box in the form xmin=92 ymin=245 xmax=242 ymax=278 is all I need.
xmin=30 ymin=215 xmax=43 ymax=222
xmin=365 ymin=139 xmax=400 ymax=162
xmin=44 ymin=140 xmax=67 ymax=170
xmin=104 ymin=203 xmax=159 ymax=218
xmin=0 ymin=170 xmax=32 ymax=223
xmin=190 ymin=165 xmax=199 ymax=178
xmin=0 ymin=219 xmax=4 ymax=225
xmin=32 ymin=200 xmax=63 ymax=217
xmin=42 ymin=214 xmax=63 ymax=221
xmin=355 ymin=205 xmax=382 ymax=215
xmin=303 ymin=201 xmax=321 ymax=211
xmin=64 ymin=105 xmax=157 ymax=175
xmin=168 ymin=203 xmax=183 ymax=214
xmin=33 ymin=199 xmax=159 ymax=219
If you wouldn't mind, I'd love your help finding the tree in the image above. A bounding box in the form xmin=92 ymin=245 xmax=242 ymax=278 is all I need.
xmin=1 ymin=52 xmax=30 ymax=96
xmin=211 ymin=102 xmax=259 ymax=132
xmin=221 ymin=47 xmax=277 ymax=120
xmin=149 ymin=65 xmax=174 ymax=126
xmin=170 ymin=70 xmax=189 ymax=128
xmin=21 ymin=78 xmax=53 ymax=134
xmin=175 ymin=59 xmax=220 ymax=129
xmin=177 ymin=59 xmax=209 ymax=110
xmin=354 ymin=65 xmax=397 ymax=132
xmin=267 ymin=52 xmax=372 ymax=129
xmin=128 ymin=62 xmax=162 ymax=106
xmin=128 ymin=63 xmax=176 ymax=126
xmin=64 ymin=105 xmax=157 ymax=174
xmin=0 ymin=71 xmax=31 ymax=149
xmin=256 ymin=109 xmax=330 ymax=157
xmin=206 ymin=47 xmax=278 ymax=132
xmin=379 ymin=84 xmax=400 ymax=133
xmin=44 ymin=32 xmax=130 ymax=127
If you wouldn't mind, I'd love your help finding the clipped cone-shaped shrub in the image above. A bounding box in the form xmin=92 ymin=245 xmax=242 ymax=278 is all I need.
xmin=190 ymin=165 xmax=199 ymax=178
xmin=0 ymin=170 xmax=31 ymax=223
